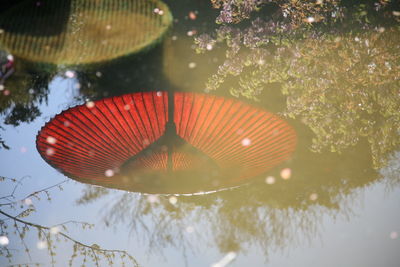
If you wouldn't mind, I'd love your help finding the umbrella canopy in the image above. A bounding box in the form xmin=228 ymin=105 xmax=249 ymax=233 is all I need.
xmin=0 ymin=0 xmax=172 ymax=65
xmin=37 ymin=92 xmax=297 ymax=194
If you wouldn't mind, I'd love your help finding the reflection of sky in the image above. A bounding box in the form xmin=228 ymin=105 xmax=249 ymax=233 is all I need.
xmin=0 ymin=77 xmax=399 ymax=266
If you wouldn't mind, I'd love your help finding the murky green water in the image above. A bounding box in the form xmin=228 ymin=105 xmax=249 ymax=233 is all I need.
xmin=1 ymin=0 xmax=399 ymax=266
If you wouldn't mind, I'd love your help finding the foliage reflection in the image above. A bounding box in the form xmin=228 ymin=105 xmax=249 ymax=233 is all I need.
xmin=75 ymin=139 xmax=386 ymax=260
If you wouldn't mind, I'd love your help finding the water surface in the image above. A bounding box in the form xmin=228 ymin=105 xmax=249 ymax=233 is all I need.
xmin=0 ymin=0 xmax=399 ymax=266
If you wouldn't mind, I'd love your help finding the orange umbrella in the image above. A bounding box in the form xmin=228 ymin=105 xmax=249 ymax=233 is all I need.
xmin=37 ymin=92 xmax=297 ymax=194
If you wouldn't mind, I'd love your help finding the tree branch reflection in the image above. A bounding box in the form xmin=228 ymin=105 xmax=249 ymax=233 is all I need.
xmin=0 ymin=176 xmax=139 ymax=267
xmin=75 ymin=142 xmax=385 ymax=261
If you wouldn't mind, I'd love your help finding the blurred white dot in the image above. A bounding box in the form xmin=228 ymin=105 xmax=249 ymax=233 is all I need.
xmin=306 ymin=17 xmax=315 ymax=23
xmin=37 ymin=240 xmax=47 ymax=249
xmin=0 ymin=236 xmax=9 ymax=246
xmin=186 ymin=226 xmax=194 ymax=233
xmin=86 ymin=101 xmax=95 ymax=108
xmin=64 ymin=120 xmax=71 ymax=127
xmin=50 ymin=226 xmax=60 ymax=235
xmin=211 ymin=251 xmax=237 ymax=267
xmin=393 ymin=11 xmax=400 ymax=16
xmin=46 ymin=148 xmax=55 ymax=156
xmin=156 ymin=91 xmax=163 ymax=97
xmin=265 ymin=176 xmax=275 ymax=185
xmin=105 ymin=25 xmax=111 ymax=30
xmin=172 ymin=35 xmax=178 ymax=40
xmin=309 ymin=193 xmax=318 ymax=201
xmin=24 ymin=198 xmax=33 ymax=206
xmin=147 ymin=195 xmax=159 ymax=203
xmin=280 ymin=168 xmax=291 ymax=180
xmin=28 ymin=89 xmax=34 ymax=94
xmin=169 ymin=196 xmax=178 ymax=205
xmin=104 ymin=169 xmax=114 ymax=177
xmin=158 ymin=10 xmax=164 ymax=15
xmin=188 ymin=62 xmax=197 ymax=69
xmin=390 ymin=231 xmax=398 ymax=239
xmin=65 ymin=70 xmax=75 ymax=78
xmin=124 ymin=104 xmax=130 ymax=110
xmin=187 ymin=30 xmax=195 ymax=36
xmin=206 ymin=44 xmax=213 ymax=50
xmin=153 ymin=8 xmax=160 ymax=13
xmin=241 ymin=138 xmax=251 ymax=146
xmin=189 ymin=11 xmax=197 ymax=20
xmin=96 ymin=71 xmax=102 ymax=77
xmin=46 ymin=136 xmax=57 ymax=144
xmin=0 ymin=85 xmax=4 ymax=91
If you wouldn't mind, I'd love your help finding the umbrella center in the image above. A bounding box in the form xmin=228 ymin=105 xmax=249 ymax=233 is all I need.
xmin=119 ymin=119 xmax=221 ymax=192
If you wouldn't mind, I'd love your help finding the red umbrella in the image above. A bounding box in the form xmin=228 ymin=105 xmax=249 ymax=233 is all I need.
xmin=37 ymin=92 xmax=297 ymax=194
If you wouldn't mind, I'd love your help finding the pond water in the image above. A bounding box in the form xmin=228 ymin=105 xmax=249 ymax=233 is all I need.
xmin=1 ymin=0 xmax=399 ymax=266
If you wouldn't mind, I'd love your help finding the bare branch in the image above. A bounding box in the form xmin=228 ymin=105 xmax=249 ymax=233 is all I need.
xmin=0 ymin=209 xmax=139 ymax=266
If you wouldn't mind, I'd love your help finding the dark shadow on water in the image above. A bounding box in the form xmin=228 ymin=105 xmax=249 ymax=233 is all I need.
xmin=76 ymin=45 xmax=169 ymax=99
xmin=0 ymin=0 xmax=71 ymax=36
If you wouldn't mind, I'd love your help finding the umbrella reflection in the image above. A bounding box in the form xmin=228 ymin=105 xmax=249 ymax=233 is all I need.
xmin=36 ymin=92 xmax=297 ymax=194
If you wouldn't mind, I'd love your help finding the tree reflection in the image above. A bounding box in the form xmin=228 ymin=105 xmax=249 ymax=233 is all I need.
xmin=0 ymin=59 xmax=55 ymax=149
xmin=1 ymin=1 xmax=399 ymax=264
xmin=0 ymin=176 xmax=139 ymax=266
xmin=75 ymin=139 xmax=381 ymax=261
xmin=209 ymin=0 xmax=399 ymax=25
xmin=194 ymin=2 xmax=400 ymax=169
